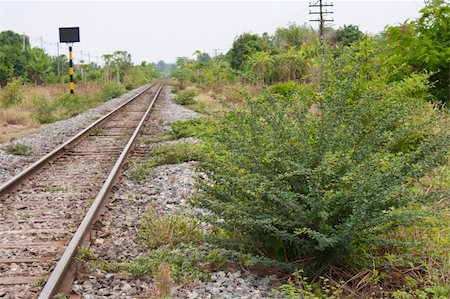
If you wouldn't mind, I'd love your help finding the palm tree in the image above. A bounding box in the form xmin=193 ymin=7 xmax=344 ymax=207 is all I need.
xmin=102 ymin=54 xmax=113 ymax=83
xmin=28 ymin=48 xmax=52 ymax=85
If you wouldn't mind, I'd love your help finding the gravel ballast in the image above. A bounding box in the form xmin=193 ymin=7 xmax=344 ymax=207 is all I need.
xmin=0 ymin=84 xmax=151 ymax=184
xmin=70 ymin=86 xmax=277 ymax=298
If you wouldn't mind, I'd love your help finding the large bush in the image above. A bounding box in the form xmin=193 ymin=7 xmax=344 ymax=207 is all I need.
xmin=195 ymin=72 xmax=448 ymax=264
xmin=0 ymin=78 xmax=23 ymax=106
xmin=101 ymin=83 xmax=125 ymax=101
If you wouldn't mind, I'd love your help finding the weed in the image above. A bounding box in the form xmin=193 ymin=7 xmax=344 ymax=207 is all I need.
xmin=127 ymin=193 xmax=143 ymax=199
xmin=32 ymin=275 xmax=47 ymax=288
xmin=145 ymin=142 xmax=205 ymax=167
xmin=21 ymin=213 xmax=31 ymax=219
xmin=206 ymin=250 xmax=227 ymax=270
xmin=0 ymin=78 xmax=23 ymax=107
xmin=32 ymin=94 xmax=55 ymax=124
xmin=74 ymin=246 xmax=97 ymax=263
xmin=101 ymin=83 xmax=126 ymax=101
xmin=129 ymin=163 xmax=153 ymax=181
xmin=170 ymin=118 xmax=214 ymax=139
xmin=52 ymin=293 xmax=67 ymax=299
xmin=149 ymin=263 xmax=172 ymax=298
xmin=137 ymin=210 xmax=203 ymax=249
xmin=174 ymin=89 xmax=198 ymax=105
xmin=44 ymin=186 xmax=67 ymax=192
xmin=4 ymin=143 xmax=33 ymax=156
xmin=144 ymin=132 xmax=176 ymax=144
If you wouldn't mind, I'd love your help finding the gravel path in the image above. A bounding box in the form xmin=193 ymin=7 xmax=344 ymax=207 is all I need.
xmin=0 ymin=84 xmax=151 ymax=184
xmin=71 ymin=86 xmax=277 ymax=298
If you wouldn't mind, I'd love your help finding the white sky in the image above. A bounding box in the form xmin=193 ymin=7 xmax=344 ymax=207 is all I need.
xmin=0 ymin=1 xmax=427 ymax=64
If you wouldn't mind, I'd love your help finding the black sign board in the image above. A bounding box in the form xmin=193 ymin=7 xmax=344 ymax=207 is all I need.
xmin=59 ymin=27 xmax=80 ymax=43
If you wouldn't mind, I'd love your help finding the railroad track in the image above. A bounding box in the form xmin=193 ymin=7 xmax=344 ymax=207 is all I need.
xmin=0 ymin=80 xmax=165 ymax=298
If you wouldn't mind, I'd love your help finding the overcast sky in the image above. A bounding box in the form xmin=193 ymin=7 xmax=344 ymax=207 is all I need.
xmin=0 ymin=1 xmax=426 ymax=64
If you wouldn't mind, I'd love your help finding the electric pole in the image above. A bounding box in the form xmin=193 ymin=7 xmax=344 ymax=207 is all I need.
xmin=309 ymin=0 xmax=334 ymax=52
xmin=212 ymin=48 xmax=220 ymax=58
xmin=22 ymin=33 xmax=26 ymax=51
xmin=57 ymin=43 xmax=60 ymax=77
xmin=40 ymin=36 xmax=43 ymax=49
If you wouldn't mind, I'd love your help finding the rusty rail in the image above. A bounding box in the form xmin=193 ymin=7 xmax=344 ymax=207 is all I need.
xmin=0 ymin=82 xmax=158 ymax=196
xmin=38 ymin=81 xmax=165 ymax=298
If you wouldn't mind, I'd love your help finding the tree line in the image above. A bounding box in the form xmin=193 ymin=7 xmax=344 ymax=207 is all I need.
xmin=0 ymin=30 xmax=169 ymax=88
xmin=173 ymin=0 xmax=449 ymax=105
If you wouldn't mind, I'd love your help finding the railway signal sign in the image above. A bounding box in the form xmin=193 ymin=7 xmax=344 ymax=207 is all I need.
xmin=59 ymin=27 xmax=80 ymax=94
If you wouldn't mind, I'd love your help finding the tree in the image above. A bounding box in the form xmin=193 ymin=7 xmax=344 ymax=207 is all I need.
xmin=112 ymin=51 xmax=132 ymax=83
xmin=28 ymin=48 xmax=52 ymax=84
xmin=0 ymin=31 xmax=30 ymax=84
xmin=385 ymin=0 xmax=450 ymax=104
xmin=335 ymin=25 xmax=364 ymax=47
xmin=273 ymin=24 xmax=318 ymax=50
xmin=227 ymin=33 xmax=272 ymax=70
xmin=102 ymin=54 xmax=113 ymax=83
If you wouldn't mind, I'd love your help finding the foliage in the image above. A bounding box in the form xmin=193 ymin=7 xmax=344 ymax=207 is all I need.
xmin=271 ymin=270 xmax=342 ymax=299
xmin=170 ymin=118 xmax=214 ymax=140
xmin=0 ymin=31 xmax=29 ymax=86
xmin=194 ymin=71 xmax=449 ymax=264
xmin=4 ymin=143 xmax=33 ymax=156
xmin=227 ymin=32 xmax=272 ymax=71
xmin=335 ymin=25 xmax=364 ymax=47
xmin=0 ymin=78 xmax=23 ymax=106
xmin=137 ymin=211 xmax=203 ymax=249
xmin=273 ymin=24 xmax=318 ymax=50
xmin=129 ymin=163 xmax=153 ymax=181
xmin=385 ymin=0 xmax=450 ymax=104
xmin=174 ymin=88 xmax=198 ymax=105
xmin=145 ymin=142 xmax=205 ymax=167
xmin=28 ymin=48 xmax=53 ymax=85
xmin=101 ymin=83 xmax=126 ymax=100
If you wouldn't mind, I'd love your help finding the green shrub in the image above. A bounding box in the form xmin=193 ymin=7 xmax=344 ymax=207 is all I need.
xmin=170 ymin=118 xmax=214 ymax=139
xmin=125 ymin=83 xmax=134 ymax=91
xmin=129 ymin=163 xmax=152 ymax=181
xmin=101 ymin=83 xmax=125 ymax=101
xmin=269 ymin=81 xmax=301 ymax=98
xmin=32 ymin=94 xmax=56 ymax=123
xmin=137 ymin=212 xmax=202 ymax=249
xmin=146 ymin=142 xmax=205 ymax=167
xmin=174 ymin=89 xmax=198 ymax=105
xmin=5 ymin=143 xmax=33 ymax=156
xmin=194 ymin=73 xmax=449 ymax=264
xmin=56 ymin=93 xmax=83 ymax=117
xmin=0 ymin=78 xmax=23 ymax=107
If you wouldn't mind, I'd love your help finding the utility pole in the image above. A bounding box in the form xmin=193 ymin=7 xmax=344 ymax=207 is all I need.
xmin=212 ymin=48 xmax=220 ymax=58
xmin=57 ymin=43 xmax=60 ymax=77
xmin=40 ymin=36 xmax=43 ymax=49
xmin=22 ymin=33 xmax=26 ymax=51
xmin=309 ymin=0 xmax=334 ymax=53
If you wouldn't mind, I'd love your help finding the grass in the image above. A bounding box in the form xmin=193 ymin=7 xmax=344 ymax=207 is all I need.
xmin=137 ymin=209 xmax=203 ymax=249
xmin=44 ymin=186 xmax=67 ymax=192
xmin=128 ymin=142 xmax=204 ymax=181
xmin=4 ymin=143 xmax=33 ymax=155
xmin=32 ymin=275 xmax=47 ymax=288
xmin=149 ymin=263 xmax=172 ymax=299
xmin=129 ymin=163 xmax=153 ymax=181
xmin=0 ymin=81 xmax=129 ymax=144
xmin=170 ymin=118 xmax=214 ymax=140
xmin=146 ymin=142 xmax=204 ymax=167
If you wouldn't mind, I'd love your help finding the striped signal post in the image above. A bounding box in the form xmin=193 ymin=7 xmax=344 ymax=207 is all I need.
xmin=69 ymin=45 xmax=74 ymax=94
xmin=59 ymin=27 xmax=80 ymax=94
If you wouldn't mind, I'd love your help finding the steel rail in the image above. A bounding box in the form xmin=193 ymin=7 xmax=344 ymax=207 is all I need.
xmin=0 ymin=81 xmax=159 ymax=196
xmin=39 ymin=81 xmax=165 ymax=298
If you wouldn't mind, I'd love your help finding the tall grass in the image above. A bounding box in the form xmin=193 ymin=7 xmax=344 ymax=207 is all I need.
xmin=0 ymin=81 xmax=129 ymax=143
